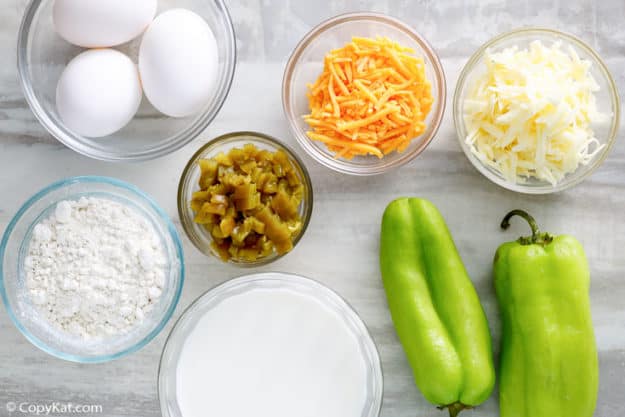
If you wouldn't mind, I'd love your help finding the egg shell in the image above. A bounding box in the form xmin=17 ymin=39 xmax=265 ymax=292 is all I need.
xmin=56 ymin=49 xmax=142 ymax=138
xmin=138 ymin=9 xmax=218 ymax=118
xmin=53 ymin=0 xmax=157 ymax=48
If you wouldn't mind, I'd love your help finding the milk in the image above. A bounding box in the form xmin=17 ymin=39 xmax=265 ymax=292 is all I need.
xmin=175 ymin=286 xmax=369 ymax=417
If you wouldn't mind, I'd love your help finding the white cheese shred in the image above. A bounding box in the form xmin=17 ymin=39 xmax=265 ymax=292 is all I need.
xmin=463 ymin=40 xmax=609 ymax=186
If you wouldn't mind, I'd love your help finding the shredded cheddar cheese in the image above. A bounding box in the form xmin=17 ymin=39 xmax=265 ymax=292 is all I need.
xmin=304 ymin=37 xmax=433 ymax=159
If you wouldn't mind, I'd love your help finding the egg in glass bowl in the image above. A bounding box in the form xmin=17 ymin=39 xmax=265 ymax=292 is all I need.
xmin=17 ymin=0 xmax=237 ymax=161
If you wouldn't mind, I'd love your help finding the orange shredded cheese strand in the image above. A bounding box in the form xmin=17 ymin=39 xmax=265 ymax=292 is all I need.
xmin=304 ymin=36 xmax=433 ymax=159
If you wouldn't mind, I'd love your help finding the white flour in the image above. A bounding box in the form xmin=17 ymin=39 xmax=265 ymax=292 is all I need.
xmin=24 ymin=197 xmax=167 ymax=339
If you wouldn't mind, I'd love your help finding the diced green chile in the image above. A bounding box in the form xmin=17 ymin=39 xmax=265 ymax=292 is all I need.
xmin=191 ymin=144 xmax=303 ymax=262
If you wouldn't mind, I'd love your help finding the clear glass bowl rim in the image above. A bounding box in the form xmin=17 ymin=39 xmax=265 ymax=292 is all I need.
xmin=452 ymin=27 xmax=621 ymax=194
xmin=0 ymin=175 xmax=185 ymax=363
xmin=282 ymin=11 xmax=447 ymax=176
xmin=157 ymin=272 xmax=384 ymax=417
xmin=16 ymin=0 xmax=237 ymax=162
xmin=177 ymin=130 xmax=314 ymax=267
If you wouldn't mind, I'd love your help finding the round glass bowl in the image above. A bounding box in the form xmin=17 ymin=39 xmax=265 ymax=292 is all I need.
xmin=453 ymin=28 xmax=620 ymax=194
xmin=17 ymin=0 xmax=236 ymax=162
xmin=158 ymin=272 xmax=383 ymax=417
xmin=178 ymin=131 xmax=313 ymax=266
xmin=0 ymin=176 xmax=184 ymax=363
xmin=282 ymin=12 xmax=446 ymax=175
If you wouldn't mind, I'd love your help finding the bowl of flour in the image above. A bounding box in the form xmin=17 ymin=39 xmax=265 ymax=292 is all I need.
xmin=0 ymin=176 xmax=184 ymax=362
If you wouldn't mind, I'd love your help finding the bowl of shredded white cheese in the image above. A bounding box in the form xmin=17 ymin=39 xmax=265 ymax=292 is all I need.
xmin=0 ymin=176 xmax=184 ymax=362
xmin=453 ymin=28 xmax=620 ymax=194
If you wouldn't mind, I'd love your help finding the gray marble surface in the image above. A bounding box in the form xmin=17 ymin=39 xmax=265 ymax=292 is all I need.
xmin=1 ymin=0 xmax=624 ymax=416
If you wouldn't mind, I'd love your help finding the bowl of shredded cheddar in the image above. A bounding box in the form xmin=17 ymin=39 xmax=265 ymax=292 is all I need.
xmin=282 ymin=12 xmax=446 ymax=175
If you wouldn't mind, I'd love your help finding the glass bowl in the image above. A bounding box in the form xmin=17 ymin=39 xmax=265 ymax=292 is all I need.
xmin=0 ymin=176 xmax=185 ymax=363
xmin=453 ymin=28 xmax=621 ymax=194
xmin=17 ymin=0 xmax=236 ymax=162
xmin=177 ymin=131 xmax=313 ymax=266
xmin=158 ymin=272 xmax=383 ymax=417
xmin=282 ymin=12 xmax=447 ymax=176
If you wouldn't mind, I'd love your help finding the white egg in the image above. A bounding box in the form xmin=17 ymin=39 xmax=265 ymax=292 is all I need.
xmin=56 ymin=49 xmax=142 ymax=138
xmin=53 ymin=0 xmax=157 ymax=47
xmin=138 ymin=9 xmax=219 ymax=118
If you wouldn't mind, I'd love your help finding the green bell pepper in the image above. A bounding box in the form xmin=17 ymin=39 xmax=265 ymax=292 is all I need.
xmin=380 ymin=198 xmax=495 ymax=417
xmin=494 ymin=210 xmax=598 ymax=417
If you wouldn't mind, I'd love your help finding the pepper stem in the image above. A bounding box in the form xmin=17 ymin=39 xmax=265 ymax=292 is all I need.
xmin=437 ymin=402 xmax=469 ymax=417
xmin=501 ymin=209 xmax=553 ymax=246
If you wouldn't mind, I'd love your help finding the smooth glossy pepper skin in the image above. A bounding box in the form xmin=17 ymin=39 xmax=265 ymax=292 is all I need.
xmin=494 ymin=210 xmax=598 ymax=417
xmin=380 ymin=198 xmax=495 ymax=417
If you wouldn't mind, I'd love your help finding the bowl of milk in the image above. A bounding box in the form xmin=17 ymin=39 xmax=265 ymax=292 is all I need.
xmin=158 ymin=272 xmax=383 ymax=417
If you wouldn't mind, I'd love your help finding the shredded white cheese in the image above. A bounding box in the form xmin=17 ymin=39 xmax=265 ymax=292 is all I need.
xmin=463 ymin=40 xmax=608 ymax=185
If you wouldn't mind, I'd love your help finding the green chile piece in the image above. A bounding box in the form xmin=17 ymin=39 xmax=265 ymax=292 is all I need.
xmin=380 ymin=198 xmax=495 ymax=417
xmin=495 ymin=210 xmax=598 ymax=417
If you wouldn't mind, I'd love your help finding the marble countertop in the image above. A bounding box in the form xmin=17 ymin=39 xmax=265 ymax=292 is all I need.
xmin=1 ymin=0 xmax=624 ymax=416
